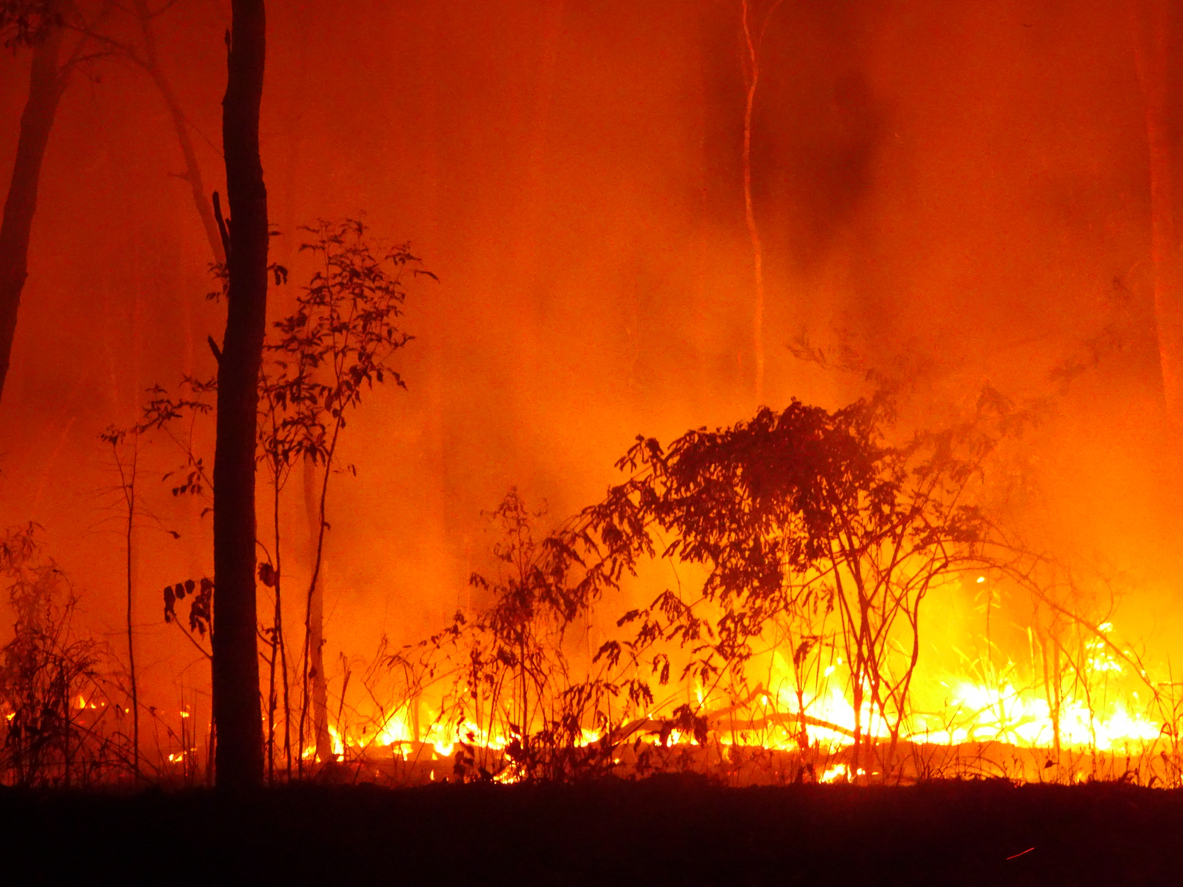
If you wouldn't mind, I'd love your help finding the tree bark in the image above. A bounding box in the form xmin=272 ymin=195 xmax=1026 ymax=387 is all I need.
xmin=1131 ymin=0 xmax=1183 ymax=429
xmin=0 ymin=11 xmax=67 ymax=404
xmin=213 ymin=0 xmax=268 ymax=790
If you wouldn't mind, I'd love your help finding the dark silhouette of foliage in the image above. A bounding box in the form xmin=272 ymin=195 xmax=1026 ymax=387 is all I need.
xmin=0 ymin=0 xmax=60 ymax=47
xmin=261 ymin=217 xmax=431 ymax=469
xmin=581 ymin=394 xmax=1002 ymax=778
xmin=369 ymin=489 xmax=648 ymax=784
xmin=0 ymin=525 xmax=130 ymax=786
xmin=461 ymin=490 xmax=605 ymax=780
xmin=163 ymin=577 xmax=213 ymax=650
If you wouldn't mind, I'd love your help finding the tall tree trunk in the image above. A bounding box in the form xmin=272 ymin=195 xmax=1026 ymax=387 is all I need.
xmin=0 ymin=13 xmax=67 ymax=404
xmin=1131 ymin=0 xmax=1183 ymax=429
xmin=213 ymin=0 xmax=268 ymax=790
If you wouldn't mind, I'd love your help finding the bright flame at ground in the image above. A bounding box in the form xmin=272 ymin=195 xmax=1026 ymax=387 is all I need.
xmin=291 ymin=615 xmax=1178 ymax=786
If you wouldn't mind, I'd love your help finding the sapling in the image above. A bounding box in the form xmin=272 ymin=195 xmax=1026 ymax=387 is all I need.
xmin=120 ymin=219 xmax=432 ymax=779
xmin=262 ymin=218 xmax=433 ymax=772
xmin=98 ymin=425 xmax=143 ymax=781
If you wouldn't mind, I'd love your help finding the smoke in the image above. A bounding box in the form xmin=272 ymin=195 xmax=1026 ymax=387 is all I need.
xmin=0 ymin=0 xmax=1176 ymax=716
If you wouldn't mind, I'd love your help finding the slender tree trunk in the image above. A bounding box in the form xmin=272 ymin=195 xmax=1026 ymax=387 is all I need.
xmin=304 ymin=455 xmax=332 ymax=765
xmin=124 ymin=441 xmax=140 ymax=783
xmin=212 ymin=0 xmax=268 ymax=790
xmin=1131 ymin=0 xmax=1183 ymax=429
xmin=266 ymin=472 xmax=279 ymax=782
xmin=0 ymin=14 xmax=67 ymax=404
xmin=265 ymin=451 xmax=292 ymax=780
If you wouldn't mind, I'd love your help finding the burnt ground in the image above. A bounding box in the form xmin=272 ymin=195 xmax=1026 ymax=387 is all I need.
xmin=0 ymin=776 xmax=1180 ymax=885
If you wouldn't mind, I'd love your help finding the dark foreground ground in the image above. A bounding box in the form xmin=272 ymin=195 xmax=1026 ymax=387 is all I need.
xmin=1 ymin=776 xmax=1180 ymax=885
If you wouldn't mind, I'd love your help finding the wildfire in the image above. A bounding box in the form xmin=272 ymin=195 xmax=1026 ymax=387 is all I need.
xmin=308 ymin=608 xmax=1175 ymax=787
xmin=920 ymin=681 xmax=1160 ymax=751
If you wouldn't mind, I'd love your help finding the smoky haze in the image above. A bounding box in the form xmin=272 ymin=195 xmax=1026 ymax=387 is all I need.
xmin=0 ymin=0 xmax=1177 ymax=715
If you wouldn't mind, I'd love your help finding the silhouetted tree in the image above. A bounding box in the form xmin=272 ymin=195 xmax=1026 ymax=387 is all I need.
xmin=98 ymin=426 xmax=143 ymax=782
xmin=212 ymin=0 xmax=267 ymax=789
xmin=117 ymin=219 xmax=430 ymax=781
xmin=584 ymin=395 xmax=998 ymax=778
xmin=255 ymin=219 xmax=426 ymax=773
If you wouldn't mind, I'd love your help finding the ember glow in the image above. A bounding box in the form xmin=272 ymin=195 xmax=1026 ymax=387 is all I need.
xmin=2 ymin=1 xmax=1183 ymax=789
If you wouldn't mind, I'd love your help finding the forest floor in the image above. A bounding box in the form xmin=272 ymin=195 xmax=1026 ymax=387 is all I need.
xmin=0 ymin=775 xmax=1180 ymax=885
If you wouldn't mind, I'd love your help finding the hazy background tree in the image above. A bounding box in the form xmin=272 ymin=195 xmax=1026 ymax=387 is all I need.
xmin=1130 ymin=0 xmax=1183 ymax=434
xmin=2 ymin=0 xmax=226 ymax=408
xmin=0 ymin=0 xmax=70 ymax=402
xmin=91 ymin=0 xmax=226 ymax=267
xmin=739 ymin=0 xmax=782 ymax=405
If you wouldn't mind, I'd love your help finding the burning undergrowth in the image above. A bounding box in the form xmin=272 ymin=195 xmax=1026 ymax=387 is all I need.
xmin=312 ymin=391 xmax=1182 ymax=789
